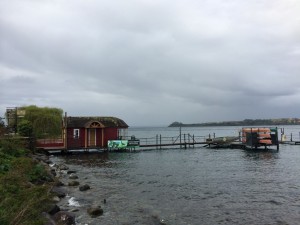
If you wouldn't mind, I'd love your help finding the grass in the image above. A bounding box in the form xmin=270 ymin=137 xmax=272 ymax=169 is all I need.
xmin=0 ymin=137 xmax=54 ymax=225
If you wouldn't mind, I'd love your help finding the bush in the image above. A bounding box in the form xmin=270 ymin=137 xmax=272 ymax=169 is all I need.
xmin=18 ymin=120 xmax=33 ymax=137
xmin=0 ymin=152 xmax=13 ymax=174
xmin=0 ymin=138 xmax=53 ymax=225
xmin=0 ymin=173 xmax=50 ymax=225
xmin=0 ymin=137 xmax=28 ymax=157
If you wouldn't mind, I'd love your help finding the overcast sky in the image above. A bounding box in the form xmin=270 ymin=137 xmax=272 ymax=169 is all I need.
xmin=1 ymin=0 xmax=300 ymax=126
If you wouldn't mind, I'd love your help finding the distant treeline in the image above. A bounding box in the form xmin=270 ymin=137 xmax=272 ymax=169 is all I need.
xmin=169 ymin=118 xmax=300 ymax=127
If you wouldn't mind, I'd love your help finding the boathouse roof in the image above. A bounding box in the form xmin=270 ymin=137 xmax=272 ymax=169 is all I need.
xmin=66 ymin=116 xmax=129 ymax=128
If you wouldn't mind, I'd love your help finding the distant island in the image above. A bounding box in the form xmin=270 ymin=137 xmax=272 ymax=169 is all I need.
xmin=169 ymin=118 xmax=300 ymax=127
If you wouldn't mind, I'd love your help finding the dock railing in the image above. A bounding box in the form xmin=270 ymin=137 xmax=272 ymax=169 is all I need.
xmin=124 ymin=133 xmax=208 ymax=149
xmin=279 ymin=128 xmax=300 ymax=144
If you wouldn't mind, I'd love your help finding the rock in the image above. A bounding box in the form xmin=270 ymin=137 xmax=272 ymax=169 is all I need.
xmin=54 ymin=180 xmax=65 ymax=186
xmin=59 ymin=164 xmax=69 ymax=170
xmin=68 ymin=181 xmax=80 ymax=186
xmin=50 ymin=163 xmax=59 ymax=168
xmin=69 ymin=174 xmax=78 ymax=179
xmin=53 ymin=211 xmax=75 ymax=225
xmin=70 ymin=208 xmax=79 ymax=212
xmin=42 ymin=212 xmax=56 ymax=225
xmin=45 ymin=160 xmax=53 ymax=164
xmin=51 ymin=171 xmax=57 ymax=177
xmin=48 ymin=204 xmax=60 ymax=215
xmin=79 ymin=184 xmax=90 ymax=191
xmin=87 ymin=206 xmax=103 ymax=217
xmin=52 ymin=196 xmax=61 ymax=202
xmin=51 ymin=186 xmax=67 ymax=198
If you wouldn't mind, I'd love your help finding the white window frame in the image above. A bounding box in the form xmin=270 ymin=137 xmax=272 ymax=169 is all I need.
xmin=73 ymin=129 xmax=80 ymax=139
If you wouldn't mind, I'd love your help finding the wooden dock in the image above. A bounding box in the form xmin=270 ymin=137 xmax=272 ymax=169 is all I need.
xmin=36 ymin=128 xmax=287 ymax=153
xmin=140 ymin=141 xmax=208 ymax=149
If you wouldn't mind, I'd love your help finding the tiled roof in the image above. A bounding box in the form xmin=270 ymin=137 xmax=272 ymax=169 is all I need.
xmin=66 ymin=116 xmax=128 ymax=128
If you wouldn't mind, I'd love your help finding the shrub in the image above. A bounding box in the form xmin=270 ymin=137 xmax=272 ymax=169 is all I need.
xmin=0 ymin=137 xmax=28 ymax=157
xmin=0 ymin=138 xmax=53 ymax=225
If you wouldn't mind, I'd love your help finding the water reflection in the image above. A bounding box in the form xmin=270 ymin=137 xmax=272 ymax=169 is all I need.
xmin=62 ymin=152 xmax=110 ymax=167
xmin=243 ymin=150 xmax=279 ymax=161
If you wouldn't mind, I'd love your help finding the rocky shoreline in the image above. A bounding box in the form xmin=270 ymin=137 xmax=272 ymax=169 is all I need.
xmin=34 ymin=152 xmax=170 ymax=225
xmin=33 ymin=153 xmax=105 ymax=225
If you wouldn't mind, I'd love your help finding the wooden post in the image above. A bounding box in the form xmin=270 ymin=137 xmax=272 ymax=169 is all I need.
xmin=160 ymin=134 xmax=162 ymax=149
xmin=64 ymin=112 xmax=68 ymax=150
xmin=102 ymin=128 xmax=104 ymax=147
xmin=251 ymin=128 xmax=253 ymax=150
xmin=193 ymin=134 xmax=195 ymax=148
xmin=85 ymin=128 xmax=87 ymax=149
xmin=179 ymin=126 xmax=182 ymax=148
xmin=276 ymin=128 xmax=279 ymax=151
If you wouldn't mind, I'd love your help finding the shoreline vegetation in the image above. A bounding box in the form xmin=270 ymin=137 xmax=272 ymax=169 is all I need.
xmin=0 ymin=137 xmax=57 ymax=225
xmin=0 ymin=137 xmax=104 ymax=225
xmin=168 ymin=118 xmax=300 ymax=127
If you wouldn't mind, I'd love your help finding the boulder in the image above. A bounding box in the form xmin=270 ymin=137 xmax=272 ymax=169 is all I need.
xmin=58 ymin=164 xmax=69 ymax=170
xmin=79 ymin=184 xmax=90 ymax=191
xmin=68 ymin=181 xmax=80 ymax=186
xmin=52 ymin=196 xmax=61 ymax=202
xmin=69 ymin=174 xmax=78 ymax=179
xmin=54 ymin=180 xmax=65 ymax=187
xmin=50 ymin=169 xmax=57 ymax=177
xmin=47 ymin=204 xmax=60 ymax=215
xmin=51 ymin=186 xmax=67 ymax=198
xmin=53 ymin=211 xmax=75 ymax=225
xmin=87 ymin=206 xmax=103 ymax=217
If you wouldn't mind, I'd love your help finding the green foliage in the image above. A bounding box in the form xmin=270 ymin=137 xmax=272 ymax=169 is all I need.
xmin=28 ymin=164 xmax=49 ymax=183
xmin=19 ymin=105 xmax=63 ymax=138
xmin=0 ymin=137 xmax=27 ymax=157
xmin=0 ymin=117 xmax=6 ymax=136
xmin=18 ymin=119 xmax=33 ymax=137
xmin=0 ymin=171 xmax=50 ymax=225
xmin=0 ymin=144 xmax=53 ymax=225
xmin=0 ymin=152 xmax=13 ymax=174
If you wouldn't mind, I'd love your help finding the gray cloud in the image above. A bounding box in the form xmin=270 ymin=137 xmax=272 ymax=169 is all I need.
xmin=1 ymin=0 xmax=300 ymax=126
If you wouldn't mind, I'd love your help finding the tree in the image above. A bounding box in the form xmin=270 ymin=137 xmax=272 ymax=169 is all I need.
xmin=18 ymin=119 xmax=33 ymax=137
xmin=0 ymin=117 xmax=5 ymax=136
xmin=18 ymin=105 xmax=63 ymax=139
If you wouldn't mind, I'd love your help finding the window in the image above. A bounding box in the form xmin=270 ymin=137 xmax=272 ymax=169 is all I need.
xmin=73 ymin=129 xmax=80 ymax=139
xmin=118 ymin=128 xmax=128 ymax=139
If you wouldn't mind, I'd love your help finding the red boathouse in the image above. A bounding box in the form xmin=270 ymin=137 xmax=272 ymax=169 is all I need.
xmin=65 ymin=116 xmax=128 ymax=149
xmin=36 ymin=116 xmax=129 ymax=151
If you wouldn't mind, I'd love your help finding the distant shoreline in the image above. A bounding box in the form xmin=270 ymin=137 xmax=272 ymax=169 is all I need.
xmin=168 ymin=118 xmax=300 ymax=127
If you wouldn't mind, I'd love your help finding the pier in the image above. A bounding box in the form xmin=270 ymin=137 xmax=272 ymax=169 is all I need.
xmin=38 ymin=128 xmax=284 ymax=154
xmin=34 ymin=126 xmax=300 ymax=154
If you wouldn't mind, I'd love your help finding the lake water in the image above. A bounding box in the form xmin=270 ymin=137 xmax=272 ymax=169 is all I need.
xmin=52 ymin=126 xmax=300 ymax=225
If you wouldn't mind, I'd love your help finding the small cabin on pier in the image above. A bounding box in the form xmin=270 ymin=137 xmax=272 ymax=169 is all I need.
xmin=36 ymin=115 xmax=129 ymax=150
xmin=65 ymin=116 xmax=128 ymax=149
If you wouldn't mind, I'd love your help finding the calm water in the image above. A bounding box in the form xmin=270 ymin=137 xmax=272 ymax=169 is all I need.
xmin=52 ymin=126 xmax=300 ymax=225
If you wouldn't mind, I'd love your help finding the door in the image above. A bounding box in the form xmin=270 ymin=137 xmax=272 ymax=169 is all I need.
xmin=89 ymin=128 xmax=96 ymax=146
